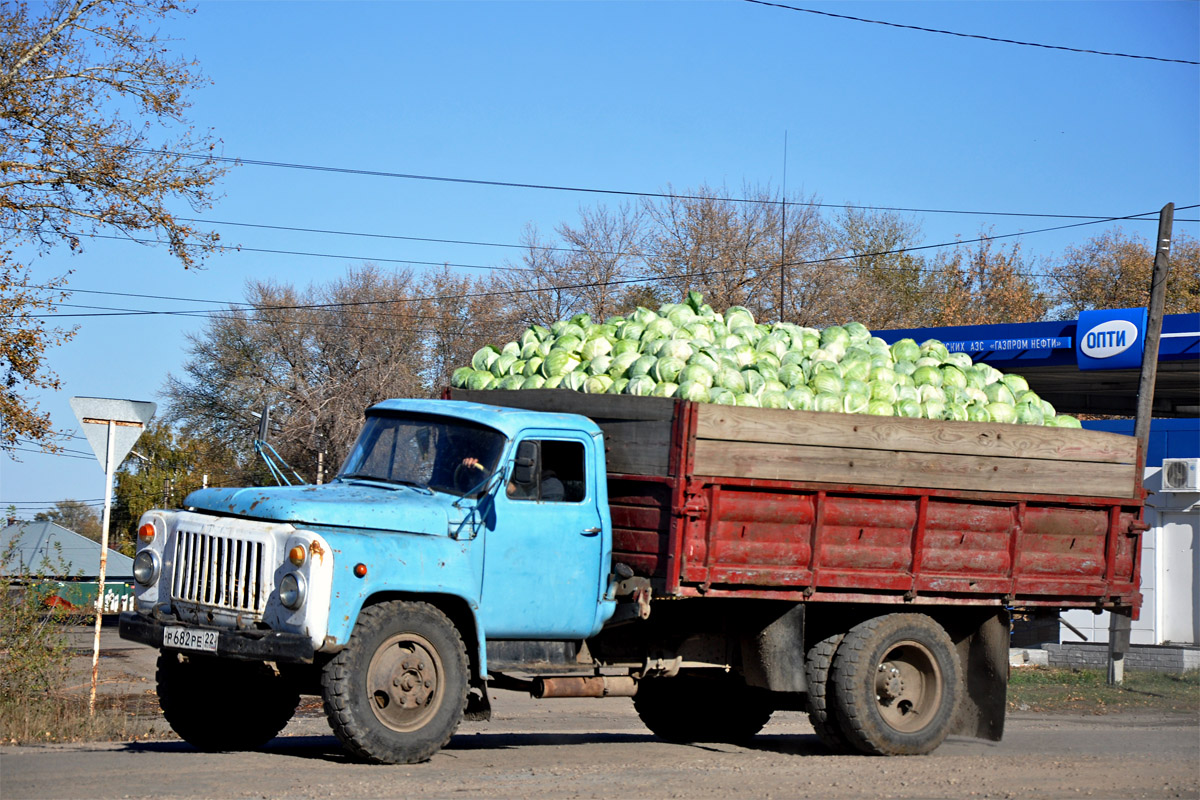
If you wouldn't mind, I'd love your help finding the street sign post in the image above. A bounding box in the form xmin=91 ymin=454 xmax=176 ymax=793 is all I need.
xmin=69 ymin=397 xmax=156 ymax=715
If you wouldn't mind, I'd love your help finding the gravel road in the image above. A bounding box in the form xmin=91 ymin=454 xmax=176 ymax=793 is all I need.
xmin=4 ymin=694 xmax=1198 ymax=799
xmin=4 ymin=626 xmax=1196 ymax=800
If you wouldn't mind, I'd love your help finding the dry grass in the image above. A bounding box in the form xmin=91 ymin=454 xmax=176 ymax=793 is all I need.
xmin=0 ymin=692 xmax=167 ymax=745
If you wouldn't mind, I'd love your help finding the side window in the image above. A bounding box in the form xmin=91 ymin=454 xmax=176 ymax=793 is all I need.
xmin=508 ymin=440 xmax=586 ymax=503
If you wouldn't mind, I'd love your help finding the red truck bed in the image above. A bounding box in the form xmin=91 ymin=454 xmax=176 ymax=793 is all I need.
xmin=450 ymin=389 xmax=1144 ymax=613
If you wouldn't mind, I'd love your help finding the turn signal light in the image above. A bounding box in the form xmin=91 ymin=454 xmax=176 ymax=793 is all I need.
xmin=354 ymin=563 xmax=368 ymax=578
xmin=288 ymin=545 xmax=306 ymax=567
xmin=138 ymin=523 xmax=156 ymax=544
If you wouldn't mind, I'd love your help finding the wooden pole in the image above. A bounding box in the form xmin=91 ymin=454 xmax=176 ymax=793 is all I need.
xmin=1108 ymin=202 xmax=1174 ymax=686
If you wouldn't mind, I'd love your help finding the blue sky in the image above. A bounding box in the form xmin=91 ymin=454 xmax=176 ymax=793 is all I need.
xmin=4 ymin=0 xmax=1198 ymax=517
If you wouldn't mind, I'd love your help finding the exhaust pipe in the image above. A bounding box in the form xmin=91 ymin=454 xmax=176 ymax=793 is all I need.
xmin=532 ymin=676 xmax=638 ymax=698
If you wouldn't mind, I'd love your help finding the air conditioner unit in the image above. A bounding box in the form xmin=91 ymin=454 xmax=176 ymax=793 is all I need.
xmin=1161 ymin=458 xmax=1199 ymax=492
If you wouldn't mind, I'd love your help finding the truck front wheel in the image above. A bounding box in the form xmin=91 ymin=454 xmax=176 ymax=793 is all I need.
xmin=157 ymin=652 xmax=299 ymax=751
xmin=829 ymin=613 xmax=962 ymax=755
xmin=321 ymin=600 xmax=469 ymax=764
xmin=633 ymin=673 xmax=773 ymax=744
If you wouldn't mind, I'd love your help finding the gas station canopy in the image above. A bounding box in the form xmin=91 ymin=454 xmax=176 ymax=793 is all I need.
xmin=876 ymin=310 xmax=1199 ymax=417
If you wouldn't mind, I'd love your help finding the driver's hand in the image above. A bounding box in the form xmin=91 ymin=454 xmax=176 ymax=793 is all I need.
xmin=462 ymin=457 xmax=485 ymax=471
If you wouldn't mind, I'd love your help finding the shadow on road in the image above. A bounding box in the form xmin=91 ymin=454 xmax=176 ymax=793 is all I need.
xmin=114 ymin=731 xmax=832 ymax=762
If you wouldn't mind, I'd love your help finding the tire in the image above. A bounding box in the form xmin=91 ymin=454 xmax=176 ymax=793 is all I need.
xmin=829 ymin=613 xmax=962 ymax=756
xmin=156 ymin=652 xmax=299 ymax=752
xmin=804 ymin=633 xmax=854 ymax=753
xmin=322 ymin=601 xmax=468 ymax=764
xmin=633 ymin=673 xmax=773 ymax=744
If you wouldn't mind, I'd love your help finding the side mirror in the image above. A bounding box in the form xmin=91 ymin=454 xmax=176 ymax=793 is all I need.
xmin=256 ymin=404 xmax=271 ymax=443
xmin=511 ymin=440 xmax=537 ymax=485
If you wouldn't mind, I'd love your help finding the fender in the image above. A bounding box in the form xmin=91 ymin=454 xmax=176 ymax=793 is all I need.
xmin=321 ymin=527 xmax=492 ymax=677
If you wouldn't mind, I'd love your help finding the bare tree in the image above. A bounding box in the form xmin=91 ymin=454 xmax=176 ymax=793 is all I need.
xmin=492 ymin=203 xmax=648 ymax=327
xmin=640 ymin=184 xmax=837 ymax=323
xmin=419 ymin=266 xmax=518 ymax=391
xmin=166 ymin=266 xmax=434 ymax=476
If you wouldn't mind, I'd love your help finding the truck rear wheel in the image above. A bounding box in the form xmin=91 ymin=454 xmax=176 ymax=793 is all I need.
xmin=157 ymin=652 xmax=299 ymax=751
xmin=321 ymin=600 xmax=468 ymax=764
xmin=804 ymin=633 xmax=853 ymax=753
xmin=829 ymin=613 xmax=961 ymax=756
xmin=633 ymin=673 xmax=772 ymax=744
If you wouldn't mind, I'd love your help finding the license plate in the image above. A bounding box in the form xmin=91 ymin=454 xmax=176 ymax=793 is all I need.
xmin=163 ymin=625 xmax=219 ymax=653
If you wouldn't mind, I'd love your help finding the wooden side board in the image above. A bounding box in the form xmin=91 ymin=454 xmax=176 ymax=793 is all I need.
xmin=693 ymin=440 xmax=1137 ymax=498
xmin=693 ymin=405 xmax=1139 ymax=498
xmin=694 ymin=405 xmax=1138 ymax=464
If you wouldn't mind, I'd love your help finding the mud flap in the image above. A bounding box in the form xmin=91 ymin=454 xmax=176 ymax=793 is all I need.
xmin=741 ymin=603 xmax=806 ymax=693
xmin=950 ymin=609 xmax=1009 ymax=741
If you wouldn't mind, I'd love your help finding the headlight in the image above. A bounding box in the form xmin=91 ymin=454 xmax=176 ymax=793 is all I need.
xmin=279 ymin=573 xmax=306 ymax=609
xmin=133 ymin=551 xmax=159 ymax=586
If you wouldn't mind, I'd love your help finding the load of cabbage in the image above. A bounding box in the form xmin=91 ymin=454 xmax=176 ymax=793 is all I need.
xmin=450 ymin=291 xmax=1081 ymax=427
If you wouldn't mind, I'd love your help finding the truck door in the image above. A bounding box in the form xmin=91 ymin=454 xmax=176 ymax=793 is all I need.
xmin=478 ymin=432 xmax=605 ymax=638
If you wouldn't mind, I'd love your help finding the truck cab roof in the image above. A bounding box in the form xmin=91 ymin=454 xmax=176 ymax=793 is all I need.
xmin=367 ymin=398 xmax=603 ymax=440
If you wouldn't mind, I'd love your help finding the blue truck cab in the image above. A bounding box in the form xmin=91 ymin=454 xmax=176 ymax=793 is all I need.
xmin=119 ymin=399 xmax=617 ymax=762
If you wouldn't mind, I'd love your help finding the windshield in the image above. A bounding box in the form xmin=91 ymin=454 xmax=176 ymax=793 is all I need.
xmin=339 ymin=412 xmax=507 ymax=496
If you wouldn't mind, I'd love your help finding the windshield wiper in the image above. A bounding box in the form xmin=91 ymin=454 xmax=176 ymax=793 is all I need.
xmin=340 ymin=474 xmax=433 ymax=494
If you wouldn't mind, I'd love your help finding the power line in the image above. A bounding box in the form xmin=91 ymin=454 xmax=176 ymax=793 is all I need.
xmin=5 ymin=447 xmax=96 ymax=461
xmin=26 ymin=205 xmax=1191 ymax=324
xmin=13 ymin=439 xmax=94 ymax=458
xmin=175 ymin=211 xmax=1194 ymax=255
xmin=6 ymin=134 xmax=1193 ymax=220
xmin=741 ymin=0 xmax=1200 ymax=66
xmin=0 ymin=225 xmax=523 ymax=274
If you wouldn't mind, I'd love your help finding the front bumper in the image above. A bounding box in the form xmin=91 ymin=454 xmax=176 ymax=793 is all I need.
xmin=119 ymin=611 xmax=316 ymax=664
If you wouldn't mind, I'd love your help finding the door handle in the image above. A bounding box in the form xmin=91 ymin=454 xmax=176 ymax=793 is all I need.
xmin=581 ymin=527 xmax=601 ymax=536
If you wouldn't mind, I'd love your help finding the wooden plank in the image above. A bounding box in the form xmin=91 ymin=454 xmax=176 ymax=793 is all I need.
xmin=692 ymin=439 xmax=1138 ymax=498
xmin=694 ymin=405 xmax=1137 ymax=465
xmin=598 ymin=419 xmax=672 ymax=476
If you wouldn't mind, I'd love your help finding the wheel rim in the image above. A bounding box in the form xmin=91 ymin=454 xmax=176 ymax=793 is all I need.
xmin=873 ymin=639 xmax=943 ymax=733
xmin=366 ymin=632 xmax=445 ymax=733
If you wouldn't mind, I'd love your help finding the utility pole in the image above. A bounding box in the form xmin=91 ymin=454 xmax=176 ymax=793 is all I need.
xmin=779 ymin=131 xmax=788 ymax=323
xmin=1109 ymin=202 xmax=1174 ymax=686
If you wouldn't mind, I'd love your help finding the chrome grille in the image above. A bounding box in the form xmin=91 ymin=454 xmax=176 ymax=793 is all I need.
xmin=172 ymin=529 xmax=267 ymax=614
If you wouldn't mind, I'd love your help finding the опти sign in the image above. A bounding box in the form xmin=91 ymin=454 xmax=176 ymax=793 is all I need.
xmin=1076 ymin=308 xmax=1147 ymax=371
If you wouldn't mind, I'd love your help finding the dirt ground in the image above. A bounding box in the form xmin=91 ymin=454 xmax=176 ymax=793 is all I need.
xmin=3 ymin=625 xmax=1197 ymax=800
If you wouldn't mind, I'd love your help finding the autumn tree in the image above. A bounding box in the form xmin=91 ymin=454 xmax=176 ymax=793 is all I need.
xmin=0 ymin=269 xmax=73 ymax=451
xmin=109 ymin=419 xmax=240 ymax=552
xmin=1048 ymin=228 xmax=1200 ymax=317
xmin=0 ymin=0 xmax=226 ymax=451
xmin=917 ymin=232 xmax=1048 ymax=326
xmin=830 ymin=207 xmax=927 ymax=329
xmin=33 ymin=498 xmax=101 ymax=541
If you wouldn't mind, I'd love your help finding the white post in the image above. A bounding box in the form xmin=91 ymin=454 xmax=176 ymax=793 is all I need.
xmin=89 ymin=420 xmax=117 ymax=716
